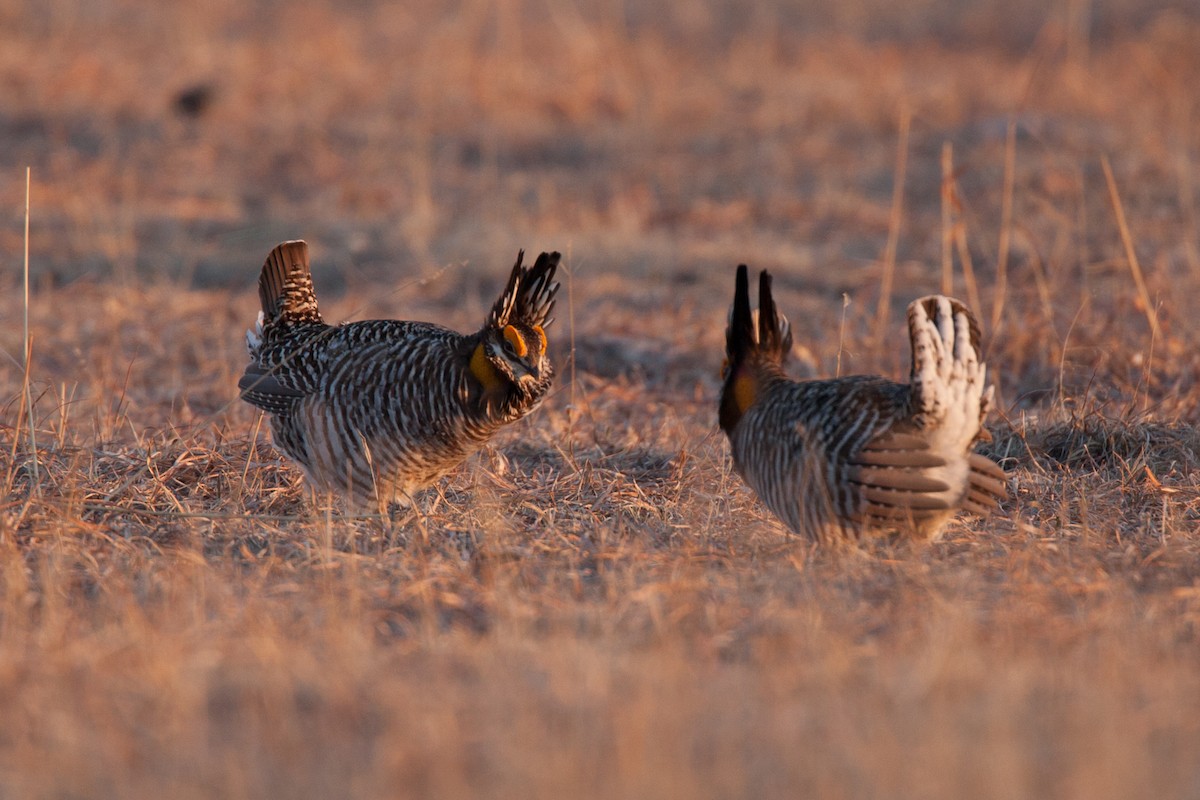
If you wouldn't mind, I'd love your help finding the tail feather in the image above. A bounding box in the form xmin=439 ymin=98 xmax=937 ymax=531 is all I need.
xmin=489 ymin=251 xmax=561 ymax=330
xmin=902 ymin=295 xmax=1008 ymax=518
xmin=258 ymin=240 xmax=324 ymax=329
xmin=907 ymin=295 xmax=987 ymax=438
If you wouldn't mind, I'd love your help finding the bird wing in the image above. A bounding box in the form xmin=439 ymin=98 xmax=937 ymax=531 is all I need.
xmin=238 ymin=364 xmax=306 ymax=414
xmin=845 ymin=430 xmax=956 ymax=523
xmin=846 ymin=430 xmax=1008 ymax=523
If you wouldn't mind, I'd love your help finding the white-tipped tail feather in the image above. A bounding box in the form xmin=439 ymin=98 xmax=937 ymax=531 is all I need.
xmin=907 ymin=295 xmax=989 ymax=452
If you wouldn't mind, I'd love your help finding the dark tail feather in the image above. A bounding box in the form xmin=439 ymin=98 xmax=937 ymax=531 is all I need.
xmin=489 ymin=250 xmax=561 ymax=329
xmin=259 ymin=240 xmax=324 ymax=326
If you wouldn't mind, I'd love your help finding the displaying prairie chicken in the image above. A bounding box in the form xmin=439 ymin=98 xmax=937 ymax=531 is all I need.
xmin=719 ymin=265 xmax=1007 ymax=545
xmin=239 ymin=240 xmax=560 ymax=509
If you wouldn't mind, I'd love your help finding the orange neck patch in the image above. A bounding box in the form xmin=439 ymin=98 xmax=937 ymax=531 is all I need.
xmin=470 ymin=342 xmax=503 ymax=391
xmin=733 ymin=372 xmax=758 ymax=414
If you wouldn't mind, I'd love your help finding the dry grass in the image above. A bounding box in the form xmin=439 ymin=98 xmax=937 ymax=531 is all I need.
xmin=4 ymin=0 xmax=1200 ymax=797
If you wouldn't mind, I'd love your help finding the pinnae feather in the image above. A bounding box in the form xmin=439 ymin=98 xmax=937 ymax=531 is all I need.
xmin=755 ymin=269 xmax=792 ymax=360
xmin=489 ymin=250 xmax=561 ymax=330
xmin=726 ymin=265 xmax=756 ymax=361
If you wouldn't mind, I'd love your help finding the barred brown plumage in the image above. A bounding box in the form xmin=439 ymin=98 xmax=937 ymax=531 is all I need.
xmin=239 ymin=240 xmax=560 ymax=510
xmin=719 ymin=265 xmax=1007 ymax=545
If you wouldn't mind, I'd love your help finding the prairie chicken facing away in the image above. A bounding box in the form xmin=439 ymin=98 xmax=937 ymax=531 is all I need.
xmin=719 ymin=266 xmax=1007 ymax=545
xmin=239 ymin=241 xmax=560 ymax=510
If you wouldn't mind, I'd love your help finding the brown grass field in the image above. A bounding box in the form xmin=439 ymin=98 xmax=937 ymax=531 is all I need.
xmin=4 ymin=0 xmax=1200 ymax=796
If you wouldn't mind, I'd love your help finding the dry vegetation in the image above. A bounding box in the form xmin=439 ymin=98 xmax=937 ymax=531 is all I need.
xmin=4 ymin=0 xmax=1200 ymax=797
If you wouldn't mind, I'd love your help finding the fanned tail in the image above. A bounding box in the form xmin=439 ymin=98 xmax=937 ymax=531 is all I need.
xmin=907 ymin=295 xmax=986 ymax=438
xmin=241 ymin=240 xmax=326 ymax=413
xmin=902 ymin=295 xmax=1008 ymax=515
xmin=254 ymin=241 xmax=324 ymax=342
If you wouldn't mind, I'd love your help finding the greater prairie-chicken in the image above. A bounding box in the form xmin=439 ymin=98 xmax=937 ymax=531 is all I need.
xmin=239 ymin=241 xmax=560 ymax=509
xmin=719 ymin=265 xmax=1007 ymax=544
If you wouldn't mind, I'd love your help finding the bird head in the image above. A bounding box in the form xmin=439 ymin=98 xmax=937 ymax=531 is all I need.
xmin=479 ymin=318 xmax=551 ymax=389
xmin=469 ymin=250 xmax=560 ymax=402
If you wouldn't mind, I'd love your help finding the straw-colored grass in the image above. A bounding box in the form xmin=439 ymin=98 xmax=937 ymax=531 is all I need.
xmin=3 ymin=1 xmax=1200 ymax=797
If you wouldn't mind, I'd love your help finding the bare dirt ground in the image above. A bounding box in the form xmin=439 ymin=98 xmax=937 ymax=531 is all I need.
xmin=3 ymin=0 xmax=1200 ymax=797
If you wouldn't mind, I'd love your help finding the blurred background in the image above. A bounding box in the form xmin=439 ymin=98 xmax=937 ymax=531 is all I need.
xmin=3 ymin=0 xmax=1200 ymax=406
xmin=1 ymin=0 xmax=1194 ymax=276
